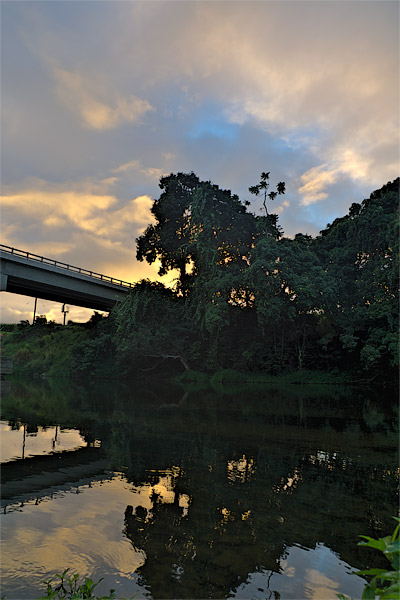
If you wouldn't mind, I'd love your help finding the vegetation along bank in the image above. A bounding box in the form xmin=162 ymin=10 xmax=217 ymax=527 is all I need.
xmin=1 ymin=174 xmax=398 ymax=385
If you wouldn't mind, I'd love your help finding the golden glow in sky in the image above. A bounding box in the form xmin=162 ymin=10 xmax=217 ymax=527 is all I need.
xmin=1 ymin=0 xmax=398 ymax=322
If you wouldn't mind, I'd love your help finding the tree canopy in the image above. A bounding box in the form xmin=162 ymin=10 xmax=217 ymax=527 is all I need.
xmin=104 ymin=174 xmax=399 ymax=381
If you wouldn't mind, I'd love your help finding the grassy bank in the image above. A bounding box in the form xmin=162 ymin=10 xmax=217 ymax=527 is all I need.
xmin=0 ymin=324 xmax=90 ymax=377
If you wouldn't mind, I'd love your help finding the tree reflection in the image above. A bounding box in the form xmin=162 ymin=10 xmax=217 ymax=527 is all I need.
xmin=120 ymin=419 xmax=397 ymax=598
xmin=1 ymin=378 xmax=398 ymax=599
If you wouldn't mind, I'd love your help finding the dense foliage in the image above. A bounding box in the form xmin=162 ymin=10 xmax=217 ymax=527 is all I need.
xmin=5 ymin=174 xmax=396 ymax=382
xmin=0 ymin=314 xmax=109 ymax=377
xmin=107 ymin=174 xmax=398 ymax=381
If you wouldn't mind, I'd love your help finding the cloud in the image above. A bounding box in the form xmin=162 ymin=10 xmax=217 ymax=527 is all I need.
xmin=1 ymin=0 xmax=398 ymax=322
xmin=274 ymin=200 xmax=291 ymax=215
xmin=142 ymin=167 xmax=164 ymax=181
xmin=0 ymin=177 xmax=155 ymax=245
xmin=84 ymin=195 xmax=155 ymax=239
xmin=298 ymin=165 xmax=338 ymax=206
xmin=298 ymin=148 xmax=375 ymax=207
xmin=52 ymin=67 xmax=154 ymax=130
xmin=112 ymin=160 xmax=142 ymax=174
xmin=111 ymin=160 xmax=165 ymax=181
xmin=1 ymin=182 xmax=116 ymax=235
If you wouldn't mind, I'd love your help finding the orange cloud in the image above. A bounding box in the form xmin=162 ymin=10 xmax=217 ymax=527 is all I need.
xmin=111 ymin=159 xmax=166 ymax=181
xmin=1 ymin=187 xmax=116 ymax=231
xmin=298 ymin=165 xmax=337 ymax=206
xmin=0 ymin=177 xmax=155 ymax=242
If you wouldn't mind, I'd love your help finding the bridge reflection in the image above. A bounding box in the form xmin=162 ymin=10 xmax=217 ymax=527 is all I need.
xmin=1 ymin=443 xmax=108 ymax=509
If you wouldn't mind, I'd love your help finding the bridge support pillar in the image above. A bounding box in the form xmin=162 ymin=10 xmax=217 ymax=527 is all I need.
xmin=0 ymin=273 xmax=8 ymax=291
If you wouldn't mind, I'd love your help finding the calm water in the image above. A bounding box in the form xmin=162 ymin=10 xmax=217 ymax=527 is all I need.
xmin=0 ymin=377 xmax=398 ymax=599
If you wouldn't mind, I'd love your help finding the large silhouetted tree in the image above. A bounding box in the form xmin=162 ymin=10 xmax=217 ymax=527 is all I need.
xmin=136 ymin=172 xmax=254 ymax=297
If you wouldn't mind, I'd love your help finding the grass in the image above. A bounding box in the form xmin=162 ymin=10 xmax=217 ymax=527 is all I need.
xmin=1 ymin=568 xmax=135 ymax=600
xmin=1 ymin=325 xmax=89 ymax=377
xmin=40 ymin=568 xmax=136 ymax=599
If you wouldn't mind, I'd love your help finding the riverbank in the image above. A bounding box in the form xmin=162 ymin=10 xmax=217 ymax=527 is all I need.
xmin=174 ymin=367 xmax=363 ymax=388
xmin=2 ymin=323 xmax=395 ymax=388
xmin=0 ymin=324 xmax=89 ymax=378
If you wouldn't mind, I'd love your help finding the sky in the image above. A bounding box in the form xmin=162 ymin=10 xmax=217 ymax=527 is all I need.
xmin=1 ymin=0 xmax=399 ymax=323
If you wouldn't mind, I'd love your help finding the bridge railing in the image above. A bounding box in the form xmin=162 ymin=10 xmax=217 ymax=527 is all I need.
xmin=0 ymin=244 xmax=134 ymax=289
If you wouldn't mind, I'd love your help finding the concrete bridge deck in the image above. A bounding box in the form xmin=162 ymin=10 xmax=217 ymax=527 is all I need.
xmin=0 ymin=245 xmax=134 ymax=311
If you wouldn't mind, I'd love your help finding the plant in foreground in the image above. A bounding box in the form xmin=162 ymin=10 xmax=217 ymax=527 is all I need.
xmin=338 ymin=517 xmax=400 ymax=600
xmin=39 ymin=568 xmax=132 ymax=599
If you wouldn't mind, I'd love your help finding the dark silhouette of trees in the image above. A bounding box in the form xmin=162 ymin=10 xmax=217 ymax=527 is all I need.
xmin=105 ymin=175 xmax=399 ymax=380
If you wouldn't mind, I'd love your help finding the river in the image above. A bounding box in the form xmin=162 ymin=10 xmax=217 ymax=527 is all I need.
xmin=0 ymin=377 xmax=398 ymax=599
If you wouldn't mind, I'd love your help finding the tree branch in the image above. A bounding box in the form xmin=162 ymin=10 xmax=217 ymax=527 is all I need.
xmin=139 ymin=354 xmax=191 ymax=371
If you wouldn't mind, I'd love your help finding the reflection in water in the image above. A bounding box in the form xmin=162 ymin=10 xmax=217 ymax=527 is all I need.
xmin=1 ymin=477 xmax=150 ymax=599
xmin=1 ymin=421 xmax=88 ymax=463
xmin=230 ymin=544 xmax=365 ymax=600
xmin=227 ymin=455 xmax=255 ymax=483
xmin=0 ymin=378 xmax=398 ymax=599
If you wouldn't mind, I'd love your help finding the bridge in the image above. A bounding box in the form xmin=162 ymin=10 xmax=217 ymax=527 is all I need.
xmin=1 ymin=444 xmax=109 ymax=508
xmin=0 ymin=244 xmax=134 ymax=311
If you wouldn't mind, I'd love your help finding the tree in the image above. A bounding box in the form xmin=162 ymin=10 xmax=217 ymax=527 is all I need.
xmin=125 ymin=173 xmax=399 ymax=377
xmin=315 ymin=178 xmax=399 ymax=374
xmin=34 ymin=315 xmax=47 ymax=326
xmin=113 ymin=280 xmax=195 ymax=373
xmin=249 ymin=171 xmax=286 ymax=215
xmin=136 ymin=172 xmax=254 ymax=297
xmin=136 ymin=173 xmax=201 ymax=295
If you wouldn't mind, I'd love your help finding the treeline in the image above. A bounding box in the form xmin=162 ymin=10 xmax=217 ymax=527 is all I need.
xmin=77 ymin=174 xmax=399 ymax=381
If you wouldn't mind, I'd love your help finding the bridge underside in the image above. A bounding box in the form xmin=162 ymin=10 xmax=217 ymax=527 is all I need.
xmin=4 ymin=276 xmax=118 ymax=311
xmin=1 ymin=254 xmax=129 ymax=311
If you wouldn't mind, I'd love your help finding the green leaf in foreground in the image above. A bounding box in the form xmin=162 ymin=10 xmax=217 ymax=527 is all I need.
xmin=338 ymin=517 xmax=400 ymax=600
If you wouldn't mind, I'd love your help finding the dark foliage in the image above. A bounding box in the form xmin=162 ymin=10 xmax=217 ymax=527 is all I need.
xmin=85 ymin=174 xmax=399 ymax=381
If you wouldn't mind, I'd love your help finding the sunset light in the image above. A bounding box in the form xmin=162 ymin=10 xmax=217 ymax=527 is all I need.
xmin=1 ymin=0 xmax=398 ymax=322
xmin=0 ymin=4 xmax=398 ymax=598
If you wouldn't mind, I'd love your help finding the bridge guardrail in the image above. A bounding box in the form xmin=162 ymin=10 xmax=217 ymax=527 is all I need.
xmin=0 ymin=244 xmax=134 ymax=289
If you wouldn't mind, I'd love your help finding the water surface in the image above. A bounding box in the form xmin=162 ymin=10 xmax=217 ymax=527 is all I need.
xmin=1 ymin=378 xmax=398 ymax=599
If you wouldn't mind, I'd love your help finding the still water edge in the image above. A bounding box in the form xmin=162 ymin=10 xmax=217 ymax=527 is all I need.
xmin=1 ymin=377 xmax=398 ymax=599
